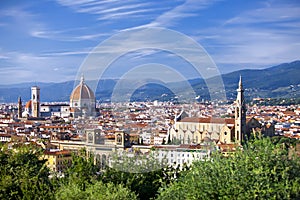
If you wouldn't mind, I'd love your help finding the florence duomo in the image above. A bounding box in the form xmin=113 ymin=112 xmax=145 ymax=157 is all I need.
xmin=18 ymin=75 xmax=96 ymax=119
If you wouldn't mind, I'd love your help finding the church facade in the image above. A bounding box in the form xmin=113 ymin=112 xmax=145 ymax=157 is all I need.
xmin=169 ymin=76 xmax=254 ymax=145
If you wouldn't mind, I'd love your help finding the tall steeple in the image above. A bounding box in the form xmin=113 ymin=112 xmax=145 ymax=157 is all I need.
xmin=234 ymin=75 xmax=246 ymax=144
xmin=18 ymin=96 xmax=22 ymax=119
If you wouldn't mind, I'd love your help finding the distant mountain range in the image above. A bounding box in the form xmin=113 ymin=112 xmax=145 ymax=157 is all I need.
xmin=1 ymin=60 xmax=299 ymax=103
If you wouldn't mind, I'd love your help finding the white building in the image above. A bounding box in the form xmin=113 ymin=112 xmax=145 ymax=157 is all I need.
xmin=154 ymin=144 xmax=211 ymax=168
xmin=40 ymin=103 xmax=70 ymax=118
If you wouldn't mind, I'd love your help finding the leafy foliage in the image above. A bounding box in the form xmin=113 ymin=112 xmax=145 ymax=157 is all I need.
xmin=55 ymin=181 xmax=137 ymax=200
xmin=0 ymin=144 xmax=54 ymax=200
xmin=101 ymin=151 xmax=185 ymax=200
xmin=2 ymin=137 xmax=300 ymax=200
xmin=62 ymin=148 xmax=99 ymax=190
xmin=157 ymin=138 xmax=300 ymax=200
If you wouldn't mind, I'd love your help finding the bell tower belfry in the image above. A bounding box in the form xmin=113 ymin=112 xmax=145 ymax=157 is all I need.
xmin=18 ymin=96 xmax=22 ymax=119
xmin=234 ymin=76 xmax=246 ymax=144
xmin=31 ymin=86 xmax=40 ymax=118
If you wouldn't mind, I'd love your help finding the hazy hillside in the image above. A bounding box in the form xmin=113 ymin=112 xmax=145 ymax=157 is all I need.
xmin=0 ymin=60 xmax=299 ymax=103
xmin=221 ymin=60 xmax=300 ymax=100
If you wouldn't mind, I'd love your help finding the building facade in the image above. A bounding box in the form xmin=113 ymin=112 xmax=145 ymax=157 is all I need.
xmin=169 ymin=77 xmax=248 ymax=145
xmin=40 ymin=103 xmax=70 ymax=118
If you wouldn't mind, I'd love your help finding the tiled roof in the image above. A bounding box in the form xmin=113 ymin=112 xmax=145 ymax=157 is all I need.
xmin=179 ymin=117 xmax=234 ymax=124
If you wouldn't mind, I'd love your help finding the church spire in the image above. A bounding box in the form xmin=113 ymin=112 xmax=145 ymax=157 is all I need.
xmin=18 ymin=96 xmax=22 ymax=119
xmin=234 ymin=75 xmax=246 ymax=145
xmin=238 ymin=75 xmax=243 ymax=90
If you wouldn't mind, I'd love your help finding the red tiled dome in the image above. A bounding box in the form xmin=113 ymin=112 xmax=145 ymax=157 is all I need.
xmin=25 ymin=100 xmax=32 ymax=109
xmin=70 ymin=76 xmax=95 ymax=101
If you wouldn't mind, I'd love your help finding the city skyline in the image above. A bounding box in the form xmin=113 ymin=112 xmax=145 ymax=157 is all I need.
xmin=0 ymin=0 xmax=300 ymax=84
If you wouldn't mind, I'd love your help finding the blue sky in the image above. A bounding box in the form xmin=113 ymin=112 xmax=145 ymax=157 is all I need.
xmin=0 ymin=0 xmax=299 ymax=84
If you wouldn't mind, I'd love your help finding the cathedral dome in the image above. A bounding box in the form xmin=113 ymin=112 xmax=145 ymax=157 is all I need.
xmin=70 ymin=76 xmax=95 ymax=101
xmin=25 ymin=100 xmax=32 ymax=109
xmin=69 ymin=75 xmax=96 ymax=118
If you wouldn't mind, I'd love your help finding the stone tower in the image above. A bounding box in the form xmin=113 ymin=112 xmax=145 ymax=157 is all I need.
xmin=234 ymin=76 xmax=246 ymax=144
xmin=18 ymin=96 xmax=22 ymax=118
xmin=31 ymin=86 xmax=40 ymax=117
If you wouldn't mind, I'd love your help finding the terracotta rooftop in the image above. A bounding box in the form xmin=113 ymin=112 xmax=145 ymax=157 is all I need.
xmin=179 ymin=117 xmax=235 ymax=125
xmin=44 ymin=149 xmax=72 ymax=155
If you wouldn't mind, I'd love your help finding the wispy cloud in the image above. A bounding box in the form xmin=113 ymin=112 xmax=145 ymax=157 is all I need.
xmin=56 ymin=0 xmax=164 ymax=21
xmin=193 ymin=1 xmax=300 ymax=71
xmin=0 ymin=50 xmax=83 ymax=84
xmin=224 ymin=4 xmax=300 ymax=26
xmin=0 ymin=6 xmax=44 ymax=36
xmin=0 ymin=4 xmax=110 ymax=42
xmin=147 ymin=0 xmax=218 ymax=27
xmin=56 ymin=0 xmax=219 ymax=27
xmin=30 ymin=28 xmax=109 ymax=41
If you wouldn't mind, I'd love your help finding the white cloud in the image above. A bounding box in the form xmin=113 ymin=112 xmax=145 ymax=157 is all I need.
xmin=224 ymin=4 xmax=300 ymax=26
xmin=56 ymin=0 xmax=163 ymax=21
xmin=148 ymin=0 xmax=217 ymax=27
xmin=31 ymin=29 xmax=109 ymax=41
xmin=55 ymin=0 xmax=220 ymax=27
xmin=0 ymin=6 xmax=45 ymax=37
xmin=193 ymin=1 xmax=300 ymax=72
xmin=0 ymin=51 xmax=83 ymax=84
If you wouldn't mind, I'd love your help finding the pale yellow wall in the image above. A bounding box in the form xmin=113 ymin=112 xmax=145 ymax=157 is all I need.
xmin=219 ymin=125 xmax=232 ymax=144
xmin=171 ymin=121 xmax=228 ymax=144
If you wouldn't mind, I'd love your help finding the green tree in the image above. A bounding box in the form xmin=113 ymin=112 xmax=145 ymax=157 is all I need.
xmin=63 ymin=148 xmax=99 ymax=190
xmin=101 ymin=150 xmax=187 ymax=200
xmin=55 ymin=181 xmax=137 ymax=200
xmin=0 ymin=143 xmax=54 ymax=200
xmin=157 ymin=138 xmax=300 ymax=200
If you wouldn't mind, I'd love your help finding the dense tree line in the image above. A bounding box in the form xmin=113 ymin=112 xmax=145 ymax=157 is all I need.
xmin=157 ymin=138 xmax=300 ymax=199
xmin=1 ymin=136 xmax=300 ymax=199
